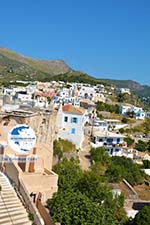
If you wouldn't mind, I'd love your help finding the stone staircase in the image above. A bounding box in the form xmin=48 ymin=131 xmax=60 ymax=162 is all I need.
xmin=0 ymin=172 xmax=32 ymax=225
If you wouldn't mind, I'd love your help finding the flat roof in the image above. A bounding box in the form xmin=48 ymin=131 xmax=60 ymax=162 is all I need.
xmin=94 ymin=131 xmax=125 ymax=138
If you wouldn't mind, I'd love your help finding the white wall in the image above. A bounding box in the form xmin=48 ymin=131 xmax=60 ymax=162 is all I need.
xmin=57 ymin=110 xmax=85 ymax=149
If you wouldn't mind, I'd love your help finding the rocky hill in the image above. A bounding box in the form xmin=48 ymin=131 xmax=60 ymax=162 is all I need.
xmin=0 ymin=48 xmax=71 ymax=82
xmin=100 ymin=79 xmax=150 ymax=99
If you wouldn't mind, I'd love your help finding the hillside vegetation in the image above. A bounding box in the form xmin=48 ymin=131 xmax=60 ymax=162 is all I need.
xmin=0 ymin=48 xmax=71 ymax=83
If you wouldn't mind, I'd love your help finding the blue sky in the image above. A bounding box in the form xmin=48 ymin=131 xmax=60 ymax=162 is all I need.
xmin=0 ymin=0 xmax=150 ymax=84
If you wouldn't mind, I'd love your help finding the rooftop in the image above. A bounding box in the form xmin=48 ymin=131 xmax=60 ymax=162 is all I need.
xmin=62 ymin=104 xmax=85 ymax=115
xmin=94 ymin=131 xmax=125 ymax=138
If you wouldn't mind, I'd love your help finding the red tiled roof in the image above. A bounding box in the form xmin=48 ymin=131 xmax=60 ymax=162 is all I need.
xmin=62 ymin=104 xmax=85 ymax=114
xmin=35 ymin=90 xmax=56 ymax=98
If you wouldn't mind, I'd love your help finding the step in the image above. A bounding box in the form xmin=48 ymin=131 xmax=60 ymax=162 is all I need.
xmin=0 ymin=205 xmax=27 ymax=214
xmin=15 ymin=221 xmax=32 ymax=225
xmin=0 ymin=210 xmax=26 ymax=218
xmin=11 ymin=216 xmax=31 ymax=225
xmin=1 ymin=194 xmax=18 ymax=199
xmin=0 ymin=217 xmax=12 ymax=224
xmin=1 ymin=222 xmax=13 ymax=225
xmin=0 ymin=198 xmax=22 ymax=205
xmin=0 ymin=200 xmax=23 ymax=207
xmin=0 ymin=214 xmax=30 ymax=224
xmin=1 ymin=193 xmax=17 ymax=197
xmin=0 ymin=203 xmax=25 ymax=211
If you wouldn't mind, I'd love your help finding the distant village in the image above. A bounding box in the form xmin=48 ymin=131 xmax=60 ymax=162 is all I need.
xmin=1 ymin=80 xmax=150 ymax=157
xmin=0 ymin=80 xmax=150 ymax=224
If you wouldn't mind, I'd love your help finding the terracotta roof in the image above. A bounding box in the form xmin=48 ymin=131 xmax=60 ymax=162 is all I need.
xmin=62 ymin=104 xmax=85 ymax=114
xmin=35 ymin=90 xmax=56 ymax=98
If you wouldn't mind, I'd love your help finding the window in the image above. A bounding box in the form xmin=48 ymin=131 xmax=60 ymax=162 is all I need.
xmin=71 ymin=128 xmax=76 ymax=134
xmin=64 ymin=116 xmax=68 ymax=122
xmin=98 ymin=138 xmax=103 ymax=142
xmin=117 ymin=138 xmax=120 ymax=144
xmin=107 ymin=138 xmax=113 ymax=143
xmin=71 ymin=117 xmax=78 ymax=124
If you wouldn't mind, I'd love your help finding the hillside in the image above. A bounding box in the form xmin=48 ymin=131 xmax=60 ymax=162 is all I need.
xmin=0 ymin=48 xmax=71 ymax=82
xmin=100 ymin=79 xmax=150 ymax=98
xmin=0 ymin=48 xmax=149 ymax=102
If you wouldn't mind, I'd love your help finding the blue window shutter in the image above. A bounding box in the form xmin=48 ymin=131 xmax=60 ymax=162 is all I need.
xmin=71 ymin=128 xmax=76 ymax=134
xmin=76 ymin=118 xmax=78 ymax=124
xmin=117 ymin=138 xmax=120 ymax=144
xmin=71 ymin=117 xmax=73 ymax=123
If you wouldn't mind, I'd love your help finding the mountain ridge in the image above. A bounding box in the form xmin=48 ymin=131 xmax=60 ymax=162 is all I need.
xmin=0 ymin=48 xmax=149 ymax=99
xmin=0 ymin=48 xmax=71 ymax=80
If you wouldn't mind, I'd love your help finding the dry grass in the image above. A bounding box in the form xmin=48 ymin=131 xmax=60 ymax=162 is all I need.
xmin=134 ymin=184 xmax=150 ymax=200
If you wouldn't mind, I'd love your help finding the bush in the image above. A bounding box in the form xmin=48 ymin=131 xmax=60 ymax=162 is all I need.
xmin=124 ymin=136 xmax=134 ymax=147
xmin=132 ymin=205 xmax=150 ymax=225
xmin=96 ymin=101 xmax=120 ymax=114
xmin=119 ymin=128 xmax=125 ymax=133
xmin=28 ymin=212 xmax=34 ymax=221
xmin=53 ymin=138 xmax=76 ymax=160
xmin=106 ymin=156 xmax=144 ymax=185
xmin=122 ymin=117 xmax=129 ymax=123
xmin=143 ymin=160 xmax=150 ymax=168
xmin=135 ymin=140 xmax=147 ymax=152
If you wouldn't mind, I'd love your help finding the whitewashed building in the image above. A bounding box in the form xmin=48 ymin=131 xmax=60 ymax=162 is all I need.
xmin=56 ymin=104 xmax=86 ymax=149
xmin=120 ymin=105 xmax=145 ymax=120
xmin=91 ymin=131 xmax=125 ymax=156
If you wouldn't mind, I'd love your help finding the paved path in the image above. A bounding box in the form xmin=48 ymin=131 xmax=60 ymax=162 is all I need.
xmin=78 ymin=151 xmax=91 ymax=171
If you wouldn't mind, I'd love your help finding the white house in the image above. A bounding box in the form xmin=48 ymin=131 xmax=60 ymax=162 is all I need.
xmin=92 ymin=118 xmax=127 ymax=132
xmin=135 ymin=110 xmax=146 ymax=120
xmin=104 ymin=119 xmax=127 ymax=130
xmin=56 ymin=104 xmax=86 ymax=149
xmin=120 ymin=105 xmax=133 ymax=115
xmin=2 ymin=87 xmax=15 ymax=96
xmin=78 ymin=86 xmax=96 ymax=100
xmin=93 ymin=119 xmax=108 ymax=132
xmin=120 ymin=105 xmax=145 ymax=119
xmin=116 ymin=88 xmax=131 ymax=95
xmin=16 ymin=91 xmax=32 ymax=102
xmin=57 ymin=88 xmax=70 ymax=98
xmin=91 ymin=131 xmax=125 ymax=156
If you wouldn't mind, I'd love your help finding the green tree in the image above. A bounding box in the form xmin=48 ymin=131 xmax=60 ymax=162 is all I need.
xmin=126 ymin=111 xmax=135 ymax=118
xmin=53 ymin=140 xmax=63 ymax=161
xmin=142 ymin=160 xmax=150 ymax=168
xmin=48 ymin=156 xmax=128 ymax=225
xmin=47 ymin=189 xmax=119 ymax=225
xmin=53 ymin=158 xmax=82 ymax=190
xmin=90 ymin=147 xmax=110 ymax=165
xmin=124 ymin=136 xmax=134 ymax=147
xmin=106 ymin=164 xmax=126 ymax=183
xmin=122 ymin=117 xmax=129 ymax=124
xmin=132 ymin=205 xmax=150 ymax=225
xmin=119 ymin=128 xmax=125 ymax=134
xmin=143 ymin=118 xmax=150 ymax=135
xmin=106 ymin=157 xmax=144 ymax=185
xmin=47 ymin=96 xmax=51 ymax=104
xmin=78 ymin=171 xmax=112 ymax=205
xmin=135 ymin=140 xmax=147 ymax=152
